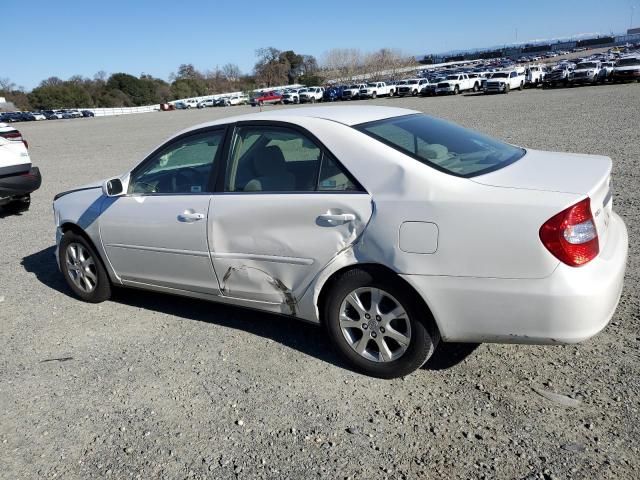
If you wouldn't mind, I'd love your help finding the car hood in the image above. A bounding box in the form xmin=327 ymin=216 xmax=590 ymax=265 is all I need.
xmin=471 ymin=149 xmax=611 ymax=195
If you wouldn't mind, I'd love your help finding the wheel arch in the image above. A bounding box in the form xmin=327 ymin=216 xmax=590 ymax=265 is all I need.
xmin=316 ymin=263 xmax=441 ymax=339
xmin=59 ymin=221 xmax=120 ymax=284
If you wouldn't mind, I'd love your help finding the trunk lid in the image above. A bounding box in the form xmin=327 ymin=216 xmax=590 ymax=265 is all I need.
xmin=0 ymin=136 xmax=31 ymax=176
xmin=472 ymin=148 xmax=613 ymax=247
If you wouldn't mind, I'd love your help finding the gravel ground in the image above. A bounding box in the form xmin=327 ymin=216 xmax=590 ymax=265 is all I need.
xmin=1 ymin=83 xmax=639 ymax=480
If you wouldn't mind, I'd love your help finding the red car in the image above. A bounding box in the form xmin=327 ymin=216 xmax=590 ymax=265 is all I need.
xmin=250 ymin=91 xmax=283 ymax=106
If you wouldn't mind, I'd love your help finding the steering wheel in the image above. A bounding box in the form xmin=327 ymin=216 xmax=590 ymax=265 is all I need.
xmin=173 ymin=167 xmax=202 ymax=193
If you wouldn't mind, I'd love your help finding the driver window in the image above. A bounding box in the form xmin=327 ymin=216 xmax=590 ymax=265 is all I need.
xmin=129 ymin=131 xmax=223 ymax=194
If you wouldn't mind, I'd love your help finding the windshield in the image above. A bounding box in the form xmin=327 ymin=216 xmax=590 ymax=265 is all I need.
xmin=492 ymin=72 xmax=508 ymax=78
xmin=577 ymin=62 xmax=598 ymax=69
xmin=366 ymin=83 xmax=377 ymax=87
xmin=349 ymin=85 xmax=360 ymax=89
xmin=617 ymin=57 xmax=640 ymax=66
xmin=355 ymin=114 xmax=525 ymax=177
xmin=407 ymin=80 xmax=419 ymax=84
xmin=445 ymin=75 xmax=459 ymax=80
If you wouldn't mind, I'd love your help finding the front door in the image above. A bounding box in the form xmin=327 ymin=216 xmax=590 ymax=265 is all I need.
xmin=209 ymin=124 xmax=373 ymax=310
xmin=99 ymin=128 xmax=225 ymax=294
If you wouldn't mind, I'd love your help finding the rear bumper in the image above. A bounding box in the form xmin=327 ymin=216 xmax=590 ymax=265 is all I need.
xmin=0 ymin=166 xmax=42 ymax=204
xmin=401 ymin=212 xmax=628 ymax=344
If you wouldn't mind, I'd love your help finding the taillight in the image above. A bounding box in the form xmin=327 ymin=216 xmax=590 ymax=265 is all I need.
xmin=0 ymin=131 xmax=28 ymax=149
xmin=539 ymin=198 xmax=599 ymax=267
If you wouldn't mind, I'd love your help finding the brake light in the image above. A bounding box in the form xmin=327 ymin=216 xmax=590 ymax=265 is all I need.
xmin=0 ymin=131 xmax=28 ymax=149
xmin=539 ymin=198 xmax=599 ymax=266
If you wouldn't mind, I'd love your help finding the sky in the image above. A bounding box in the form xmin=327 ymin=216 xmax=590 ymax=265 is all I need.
xmin=4 ymin=0 xmax=639 ymax=90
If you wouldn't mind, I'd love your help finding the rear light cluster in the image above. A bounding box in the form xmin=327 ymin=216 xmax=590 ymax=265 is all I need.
xmin=0 ymin=130 xmax=28 ymax=149
xmin=539 ymin=198 xmax=599 ymax=267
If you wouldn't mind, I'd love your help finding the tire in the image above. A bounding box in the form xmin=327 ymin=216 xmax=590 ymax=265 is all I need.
xmin=3 ymin=194 xmax=31 ymax=213
xmin=518 ymin=82 xmax=523 ymax=91
xmin=411 ymin=89 xmax=417 ymax=96
xmin=371 ymin=92 xmax=377 ymax=99
xmin=310 ymin=97 xmax=316 ymax=104
xmin=472 ymin=83 xmax=479 ymax=92
xmin=504 ymin=84 xmax=510 ymax=94
xmin=323 ymin=268 xmax=439 ymax=379
xmin=59 ymin=230 xmax=112 ymax=303
xmin=453 ymin=85 xmax=459 ymax=95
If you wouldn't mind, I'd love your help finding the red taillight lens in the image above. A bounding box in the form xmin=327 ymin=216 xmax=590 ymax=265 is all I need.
xmin=0 ymin=131 xmax=28 ymax=149
xmin=539 ymin=198 xmax=599 ymax=267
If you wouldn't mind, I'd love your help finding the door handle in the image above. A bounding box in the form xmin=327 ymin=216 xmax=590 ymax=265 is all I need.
xmin=178 ymin=211 xmax=205 ymax=222
xmin=317 ymin=213 xmax=356 ymax=224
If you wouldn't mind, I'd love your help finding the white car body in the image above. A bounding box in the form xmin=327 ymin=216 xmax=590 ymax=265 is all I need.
xmin=395 ymin=79 xmax=430 ymax=97
xmin=571 ymin=61 xmax=602 ymax=84
xmin=435 ymin=74 xmax=479 ymax=95
xmin=484 ymin=70 xmax=526 ymax=93
xmin=197 ymin=99 xmax=215 ymax=108
xmin=525 ymin=65 xmax=546 ymax=86
xmin=299 ymin=87 xmax=324 ymax=103
xmin=342 ymin=84 xmax=368 ymax=100
xmin=228 ymin=95 xmax=249 ymax=106
xmin=0 ymin=123 xmax=30 ymax=176
xmin=52 ymin=106 xmax=627 ymax=376
xmin=358 ymin=82 xmax=394 ymax=99
xmin=283 ymin=89 xmax=304 ymax=104
xmin=31 ymin=112 xmax=47 ymax=121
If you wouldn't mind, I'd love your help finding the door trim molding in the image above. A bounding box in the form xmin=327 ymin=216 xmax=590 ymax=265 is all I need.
xmin=211 ymin=251 xmax=314 ymax=265
xmin=105 ymin=243 xmax=210 ymax=257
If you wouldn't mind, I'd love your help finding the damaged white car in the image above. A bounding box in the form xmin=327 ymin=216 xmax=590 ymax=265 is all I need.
xmin=52 ymin=106 xmax=628 ymax=378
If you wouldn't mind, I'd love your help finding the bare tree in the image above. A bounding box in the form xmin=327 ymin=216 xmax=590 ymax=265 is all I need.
xmin=0 ymin=77 xmax=16 ymax=93
xmin=221 ymin=63 xmax=241 ymax=82
xmin=321 ymin=48 xmax=364 ymax=83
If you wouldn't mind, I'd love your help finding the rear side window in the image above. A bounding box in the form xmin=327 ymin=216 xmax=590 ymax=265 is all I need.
xmin=355 ymin=114 xmax=525 ymax=177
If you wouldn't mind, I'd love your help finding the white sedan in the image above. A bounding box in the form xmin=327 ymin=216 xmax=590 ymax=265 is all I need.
xmin=52 ymin=106 xmax=628 ymax=378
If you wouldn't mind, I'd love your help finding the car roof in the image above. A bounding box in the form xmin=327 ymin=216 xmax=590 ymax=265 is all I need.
xmin=178 ymin=106 xmax=420 ymax=134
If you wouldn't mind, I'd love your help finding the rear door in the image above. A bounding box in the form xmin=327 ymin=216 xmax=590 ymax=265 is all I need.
xmin=208 ymin=122 xmax=372 ymax=308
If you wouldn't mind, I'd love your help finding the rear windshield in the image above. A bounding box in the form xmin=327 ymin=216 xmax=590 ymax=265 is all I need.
xmin=354 ymin=114 xmax=525 ymax=177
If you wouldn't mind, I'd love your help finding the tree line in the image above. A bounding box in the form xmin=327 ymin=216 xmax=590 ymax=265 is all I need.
xmin=0 ymin=47 xmax=417 ymax=111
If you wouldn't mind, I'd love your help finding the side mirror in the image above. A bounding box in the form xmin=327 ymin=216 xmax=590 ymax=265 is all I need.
xmin=103 ymin=178 xmax=124 ymax=197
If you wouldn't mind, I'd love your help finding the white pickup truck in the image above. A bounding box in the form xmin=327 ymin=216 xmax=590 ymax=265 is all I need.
xmin=525 ymin=65 xmax=546 ymax=87
xmin=434 ymin=74 xmax=479 ymax=95
xmin=358 ymin=82 xmax=394 ymax=99
xmin=0 ymin=123 xmax=42 ymax=212
xmin=570 ymin=61 xmax=602 ymax=85
xmin=341 ymin=84 xmax=368 ymax=100
xmin=299 ymin=87 xmax=324 ymax=103
xmin=484 ymin=70 xmax=526 ymax=93
xmin=396 ymin=78 xmax=430 ymax=96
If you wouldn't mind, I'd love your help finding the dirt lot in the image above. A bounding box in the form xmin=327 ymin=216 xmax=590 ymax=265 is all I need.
xmin=1 ymin=83 xmax=639 ymax=480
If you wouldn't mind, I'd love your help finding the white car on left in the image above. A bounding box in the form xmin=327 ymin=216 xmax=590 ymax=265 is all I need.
xmin=0 ymin=123 xmax=42 ymax=211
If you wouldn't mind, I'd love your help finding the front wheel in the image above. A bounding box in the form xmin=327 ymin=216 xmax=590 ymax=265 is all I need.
xmin=324 ymin=269 xmax=439 ymax=378
xmin=504 ymin=84 xmax=510 ymax=94
xmin=453 ymin=85 xmax=459 ymax=95
xmin=371 ymin=92 xmax=377 ymax=99
xmin=60 ymin=230 xmax=112 ymax=303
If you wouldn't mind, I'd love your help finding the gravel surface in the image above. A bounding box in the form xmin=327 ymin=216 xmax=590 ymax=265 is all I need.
xmin=1 ymin=83 xmax=639 ymax=479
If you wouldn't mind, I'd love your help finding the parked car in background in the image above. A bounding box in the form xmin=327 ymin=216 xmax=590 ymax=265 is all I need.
xmin=598 ymin=61 xmax=616 ymax=83
xmin=525 ymin=65 xmax=546 ymax=87
xmin=396 ymin=79 xmax=430 ymax=97
xmin=30 ymin=112 xmax=47 ymax=121
xmin=250 ymin=91 xmax=283 ymax=106
xmin=283 ymin=88 xmax=304 ymax=104
xmin=484 ymin=70 xmax=526 ymax=93
xmin=570 ymin=61 xmax=602 ymax=85
xmin=323 ymin=86 xmax=345 ymax=102
xmin=342 ymin=84 xmax=368 ymax=100
xmin=81 ymin=110 xmax=95 ymax=118
xmin=422 ymin=77 xmax=445 ymax=96
xmin=227 ymin=94 xmax=249 ymax=106
xmin=543 ymin=65 xmax=573 ymax=88
xmin=611 ymin=56 xmax=640 ymax=82
xmin=0 ymin=123 xmax=42 ymax=212
xmin=435 ymin=74 xmax=479 ymax=95
xmin=359 ymin=82 xmax=394 ymax=99
xmin=299 ymin=87 xmax=324 ymax=103
xmin=198 ymin=98 xmax=216 ymax=108
xmin=52 ymin=105 xmax=627 ymax=379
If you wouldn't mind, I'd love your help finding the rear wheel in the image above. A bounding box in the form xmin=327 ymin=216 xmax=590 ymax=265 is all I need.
xmin=3 ymin=194 xmax=31 ymax=213
xmin=324 ymin=269 xmax=439 ymax=378
xmin=518 ymin=81 xmax=523 ymax=91
xmin=60 ymin=230 xmax=111 ymax=303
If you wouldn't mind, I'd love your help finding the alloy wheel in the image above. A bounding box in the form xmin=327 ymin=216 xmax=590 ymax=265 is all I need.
xmin=65 ymin=242 xmax=98 ymax=293
xmin=339 ymin=287 xmax=412 ymax=362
